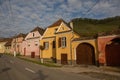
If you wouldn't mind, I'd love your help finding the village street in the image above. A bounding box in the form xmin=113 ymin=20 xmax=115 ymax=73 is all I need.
xmin=0 ymin=54 xmax=100 ymax=80
xmin=1 ymin=54 xmax=120 ymax=80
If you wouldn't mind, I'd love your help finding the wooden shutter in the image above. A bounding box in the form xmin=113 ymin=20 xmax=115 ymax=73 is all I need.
xmin=53 ymin=41 xmax=56 ymax=48
xmin=43 ymin=42 xmax=45 ymax=48
xmin=58 ymin=38 xmax=61 ymax=47
xmin=65 ymin=37 xmax=66 ymax=47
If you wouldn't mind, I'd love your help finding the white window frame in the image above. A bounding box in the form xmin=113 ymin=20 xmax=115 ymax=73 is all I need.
xmin=44 ymin=42 xmax=49 ymax=49
xmin=61 ymin=37 xmax=66 ymax=48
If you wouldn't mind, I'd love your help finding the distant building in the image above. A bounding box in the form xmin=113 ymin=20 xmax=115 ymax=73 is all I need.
xmin=0 ymin=38 xmax=12 ymax=54
xmin=11 ymin=33 xmax=26 ymax=55
xmin=4 ymin=38 xmax=12 ymax=54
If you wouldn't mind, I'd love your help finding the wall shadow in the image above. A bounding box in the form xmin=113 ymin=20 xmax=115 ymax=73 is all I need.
xmin=0 ymin=67 xmax=11 ymax=73
xmin=33 ymin=70 xmax=48 ymax=80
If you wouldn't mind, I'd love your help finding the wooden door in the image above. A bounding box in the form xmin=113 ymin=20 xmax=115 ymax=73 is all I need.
xmin=61 ymin=54 xmax=68 ymax=65
xmin=106 ymin=42 xmax=120 ymax=66
xmin=76 ymin=43 xmax=95 ymax=65
xmin=31 ymin=52 xmax=35 ymax=58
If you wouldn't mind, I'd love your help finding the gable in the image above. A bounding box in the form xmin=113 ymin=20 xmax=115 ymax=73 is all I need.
xmin=25 ymin=31 xmax=41 ymax=40
xmin=42 ymin=26 xmax=59 ymax=38
xmin=56 ymin=22 xmax=71 ymax=33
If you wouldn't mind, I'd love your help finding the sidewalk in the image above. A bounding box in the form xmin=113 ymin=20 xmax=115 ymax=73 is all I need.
xmin=58 ymin=65 xmax=120 ymax=76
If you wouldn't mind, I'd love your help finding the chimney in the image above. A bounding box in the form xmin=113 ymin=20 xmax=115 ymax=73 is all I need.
xmin=70 ymin=21 xmax=73 ymax=29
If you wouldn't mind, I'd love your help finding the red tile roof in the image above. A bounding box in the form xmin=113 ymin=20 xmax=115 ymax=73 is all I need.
xmin=13 ymin=33 xmax=26 ymax=38
xmin=0 ymin=38 xmax=12 ymax=42
xmin=30 ymin=27 xmax=45 ymax=35
xmin=4 ymin=38 xmax=12 ymax=46
xmin=48 ymin=19 xmax=71 ymax=29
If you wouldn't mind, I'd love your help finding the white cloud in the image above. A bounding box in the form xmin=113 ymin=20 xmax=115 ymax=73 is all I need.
xmin=0 ymin=0 xmax=120 ymax=37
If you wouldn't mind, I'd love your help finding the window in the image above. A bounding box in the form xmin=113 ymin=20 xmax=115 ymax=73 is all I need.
xmin=17 ymin=45 xmax=19 ymax=48
xmin=62 ymin=27 xmax=64 ymax=30
xmin=35 ymin=44 xmax=38 ymax=46
xmin=53 ymin=41 xmax=56 ymax=48
xmin=35 ymin=41 xmax=38 ymax=46
xmin=28 ymin=44 xmax=30 ymax=47
xmin=44 ymin=42 xmax=49 ymax=49
xmin=33 ymin=33 xmax=35 ymax=37
xmin=58 ymin=38 xmax=61 ymax=47
xmin=54 ymin=28 xmax=58 ymax=33
xmin=61 ymin=37 xmax=66 ymax=47
xmin=58 ymin=37 xmax=66 ymax=48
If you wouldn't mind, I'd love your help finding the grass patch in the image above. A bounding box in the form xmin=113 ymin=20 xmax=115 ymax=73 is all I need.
xmin=4 ymin=53 xmax=14 ymax=56
xmin=18 ymin=56 xmax=61 ymax=68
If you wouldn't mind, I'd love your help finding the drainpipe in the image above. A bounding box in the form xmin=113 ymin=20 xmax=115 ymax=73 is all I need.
xmin=70 ymin=22 xmax=74 ymax=65
xmin=95 ymin=35 xmax=99 ymax=67
xmin=70 ymin=31 xmax=74 ymax=65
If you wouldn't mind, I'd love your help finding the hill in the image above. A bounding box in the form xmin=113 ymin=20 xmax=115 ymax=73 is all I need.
xmin=70 ymin=16 xmax=120 ymax=37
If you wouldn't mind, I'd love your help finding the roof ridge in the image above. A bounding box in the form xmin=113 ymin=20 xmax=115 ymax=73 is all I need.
xmin=48 ymin=19 xmax=67 ymax=28
xmin=30 ymin=26 xmax=45 ymax=35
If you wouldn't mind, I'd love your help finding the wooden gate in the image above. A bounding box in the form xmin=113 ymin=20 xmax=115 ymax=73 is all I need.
xmin=61 ymin=54 xmax=68 ymax=65
xmin=76 ymin=43 xmax=95 ymax=65
xmin=105 ymin=39 xmax=120 ymax=66
xmin=31 ymin=52 xmax=35 ymax=58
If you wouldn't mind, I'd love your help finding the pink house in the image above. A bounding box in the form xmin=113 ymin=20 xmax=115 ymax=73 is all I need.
xmin=11 ymin=33 xmax=26 ymax=55
xmin=21 ymin=27 xmax=44 ymax=58
xmin=98 ymin=34 xmax=120 ymax=66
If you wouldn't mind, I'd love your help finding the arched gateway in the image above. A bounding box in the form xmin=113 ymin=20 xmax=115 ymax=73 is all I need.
xmin=76 ymin=43 xmax=95 ymax=65
xmin=105 ymin=38 xmax=120 ymax=66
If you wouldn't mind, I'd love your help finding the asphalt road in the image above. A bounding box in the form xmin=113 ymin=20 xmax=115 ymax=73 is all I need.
xmin=0 ymin=54 xmax=98 ymax=80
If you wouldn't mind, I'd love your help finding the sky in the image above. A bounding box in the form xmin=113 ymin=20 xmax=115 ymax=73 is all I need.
xmin=0 ymin=0 xmax=120 ymax=37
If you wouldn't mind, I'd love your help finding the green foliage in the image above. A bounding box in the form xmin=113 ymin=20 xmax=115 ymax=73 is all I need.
xmin=18 ymin=56 xmax=61 ymax=67
xmin=71 ymin=16 xmax=120 ymax=37
xmin=16 ymin=52 xmax=21 ymax=56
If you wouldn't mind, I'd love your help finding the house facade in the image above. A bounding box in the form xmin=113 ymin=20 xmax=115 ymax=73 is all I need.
xmin=40 ymin=19 xmax=80 ymax=64
xmin=0 ymin=38 xmax=11 ymax=54
xmin=98 ymin=34 xmax=120 ymax=66
xmin=0 ymin=41 xmax=7 ymax=53
xmin=40 ymin=19 xmax=102 ymax=66
xmin=4 ymin=38 xmax=12 ymax=54
xmin=11 ymin=33 xmax=26 ymax=55
xmin=21 ymin=27 xmax=44 ymax=58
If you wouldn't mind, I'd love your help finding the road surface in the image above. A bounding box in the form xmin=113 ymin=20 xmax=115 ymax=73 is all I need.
xmin=0 ymin=54 xmax=98 ymax=80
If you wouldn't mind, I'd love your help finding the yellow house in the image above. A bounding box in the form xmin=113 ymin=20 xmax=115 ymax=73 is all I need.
xmin=40 ymin=19 xmax=80 ymax=64
xmin=4 ymin=38 xmax=12 ymax=54
xmin=40 ymin=19 xmax=99 ymax=65
xmin=0 ymin=41 xmax=6 ymax=53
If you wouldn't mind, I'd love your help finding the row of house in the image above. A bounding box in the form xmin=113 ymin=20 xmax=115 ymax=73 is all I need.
xmin=0 ymin=19 xmax=120 ymax=66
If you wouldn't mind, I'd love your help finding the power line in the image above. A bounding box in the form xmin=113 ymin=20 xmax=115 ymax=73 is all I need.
xmin=8 ymin=0 xmax=14 ymax=26
xmin=5 ymin=0 xmax=11 ymax=26
xmin=0 ymin=0 xmax=5 ymax=18
xmin=83 ymin=0 xmax=100 ymax=17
